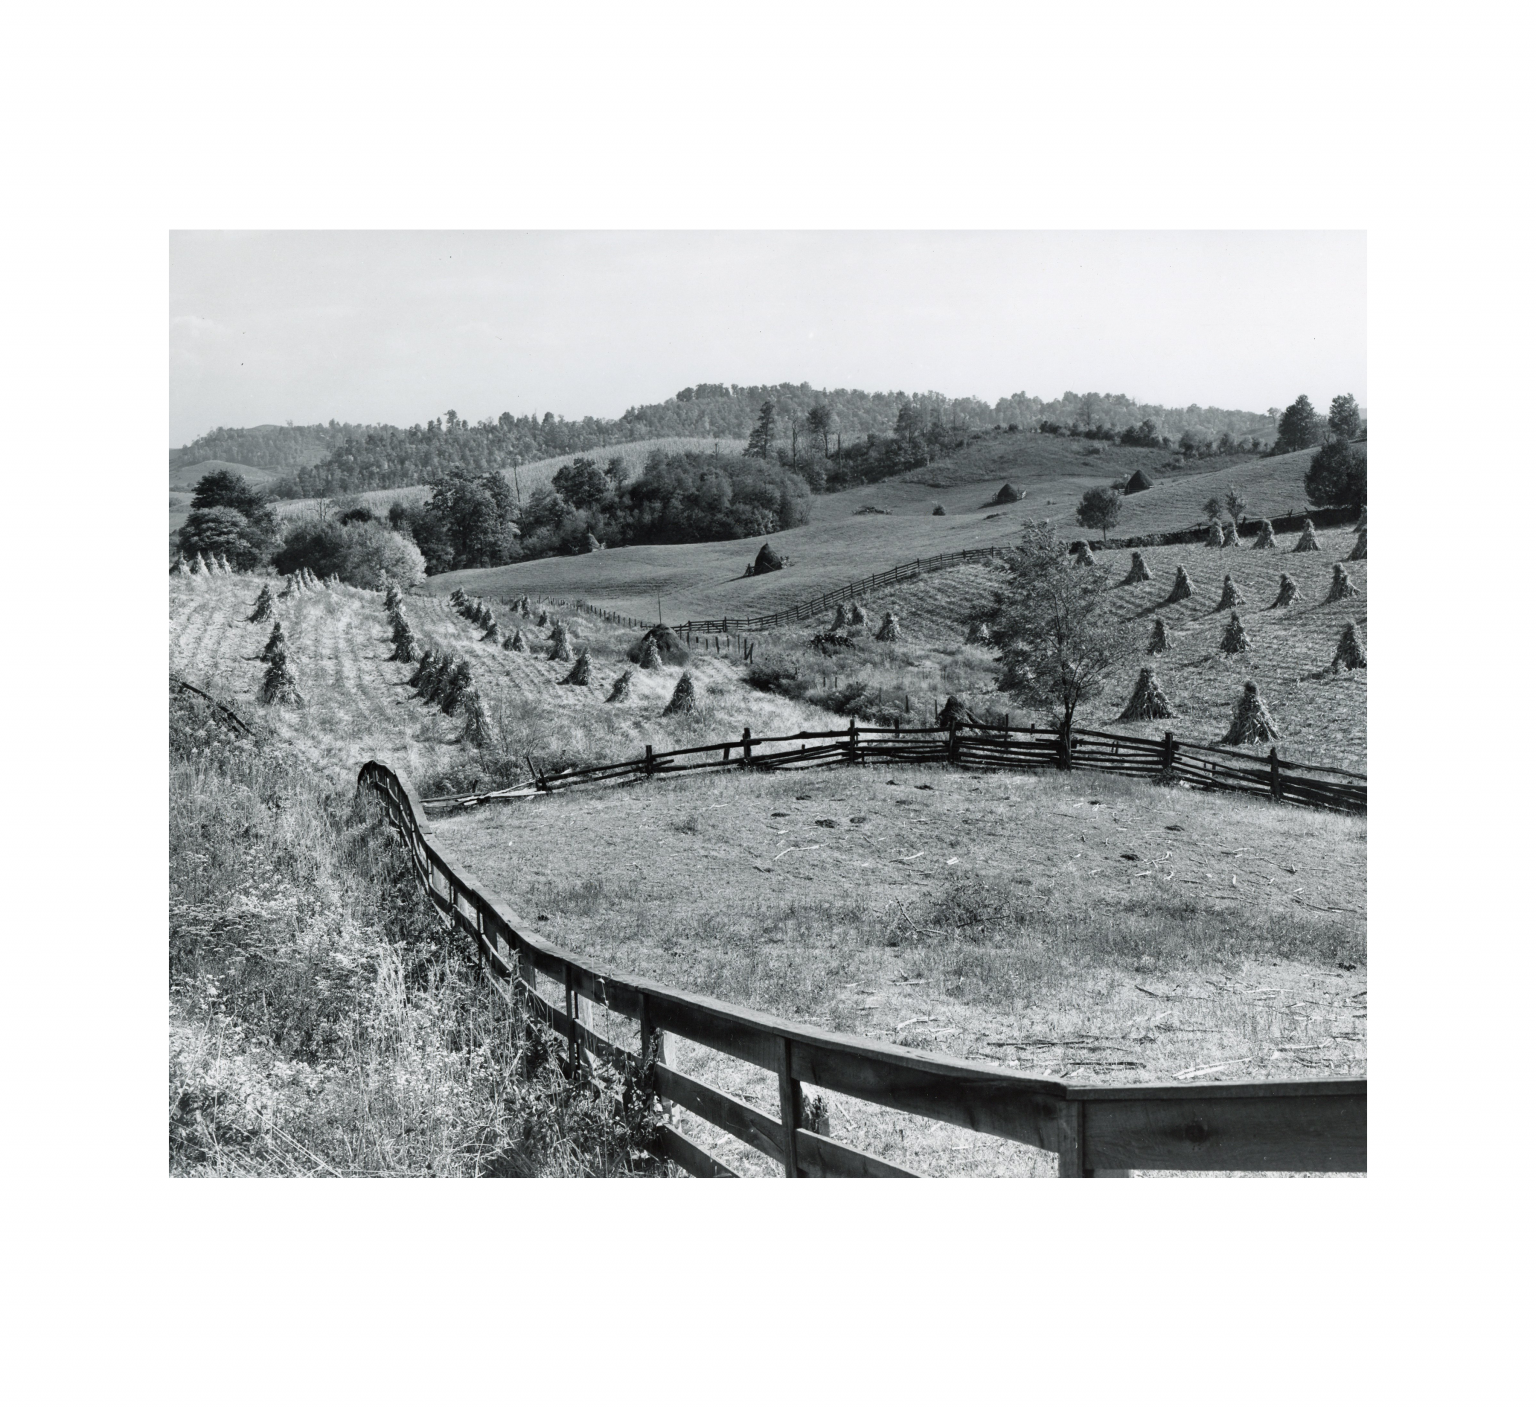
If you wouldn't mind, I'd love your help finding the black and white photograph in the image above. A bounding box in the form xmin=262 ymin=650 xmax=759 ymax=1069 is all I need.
xmin=168 ymin=230 xmax=1368 ymax=1180
xmin=9 ymin=5 xmax=1529 ymax=1402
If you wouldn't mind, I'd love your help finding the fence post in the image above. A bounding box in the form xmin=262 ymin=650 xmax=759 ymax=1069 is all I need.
xmin=564 ymin=961 xmax=578 ymax=1076
xmin=776 ymin=1036 xmax=801 ymax=1178
xmin=947 ymin=718 xmax=959 ymax=766
xmin=741 ymin=727 xmax=752 ymax=766
xmin=1057 ymin=1100 xmax=1086 ymax=1177
xmin=1162 ymin=730 xmax=1176 ymax=780
xmin=1269 ymin=747 xmax=1282 ymax=802
xmin=645 ymin=743 xmax=654 ymax=777
xmin=847 ymin=717 xmax=858 ymax=764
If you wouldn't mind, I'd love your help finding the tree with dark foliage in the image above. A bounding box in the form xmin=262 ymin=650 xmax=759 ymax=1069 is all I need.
xmin=744 ymin=401 xmax=777 ymax=459
xmin=1274 ymin=395 xmax=1322 ymax=454
xmin=1327 ymin=393 xmax=1363 ymax=441
xmin=1305 ymin=439 xmax=1367 ymax=511
xmin=1075 ymin=485 xmax=1123 ymax=542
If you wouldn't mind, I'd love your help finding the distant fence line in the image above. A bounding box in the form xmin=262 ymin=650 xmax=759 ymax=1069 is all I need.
xmin=424 ymin=720 xmax=1366 ymax=816
xmin=358 ymin=759 xmax=1367 ymax=1178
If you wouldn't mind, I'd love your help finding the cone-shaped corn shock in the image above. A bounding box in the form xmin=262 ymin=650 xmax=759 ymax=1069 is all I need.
xmin=384 ymin=581 xmax=401 ymax=612
xmin=1220 ymin=611 xmax=1251 ymax=654
xmin=482 ymin=619 xmax=501 ymax=644
xmin=561 ymin=650 xmax=591 ymax=685
xmin=548 ymin=622 xmax=572 ymax=662
xmin=439 ymin=659 xmax=473 ymax=713
xmin=875 ymin=611 xmax=901 ymax=641
xmin=1217 ymin=574 xmax=1245 ymax=609
xmin=832 ymin=602 xmax=849 ymax=630
xmin=638 ymin=636 xmax=662 ymax=670
xmin=1271 ymin=573 xmax=1299 ymax=608
xmin=507 ymin=628 xmax=527 ymax=652
xmin=1252 ymin=518 xmax=1277 ymax=548
xmin=1148 ymin=618 xmax=1172 ymax=653
xmin=407 ymin=649 xmax=440 ymax=691
xmin=1333 ymin=621 xmax=1367 ymax=671
xmin=1326 ymin=563 xmax=1359 ymax=602
xmin=1348 ymin=525 xmax=1366 ymax=561
xmin=390 ymin=618 xmax=417 ymax=663
xmin=537 ymin=609 xmax=549 ymax=627
xmin=1122 ymin=550 xmax=1151 ymax=584
xmin=249 ymin=584 xmax=274 ymax=622
xmin=1206 ymin=521 xmax=1224 ymax=548
xmin=1165 ymin=565 xmax=1194 ymax=603
xmin=173 ymin=556 xmax=190 ymax=577
xmin=1118 ymin=667 xmax=1174 ymax=721
xmin=460 ymin=687 xmax=495 ymax=747
xmin=606 ymin=668 xmax=634 ymax=702
xmin=1221 ymin=521 xmax=1238 ymax=548
xmin=1222 ymin=680 xmax=1280 ymax=745
xmin=520 ymin=597 xmax=531 ymax=617
xmin=260 ymin=619 xmax=287 ymax=662
xmin=849 ymin=602 xmax=867 ymax=626
xmin=1074 ymin=542 xmax=1096 ymax=567
xmin=258 ymin=646 xmax=303 ymax=706
xmin=1293 ymin=518 xmax=1320 ymax=552
xmin=449 ymin=588 xmax=466 ymax=609
xmin=278 ymin=574 xmax=296 ymax=598
xmin=662 ymin=671 xmax=697 ymax=715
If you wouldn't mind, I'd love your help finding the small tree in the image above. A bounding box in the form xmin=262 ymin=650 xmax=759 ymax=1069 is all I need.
xmin=806 ymin=404 xmax=833 ymax=457
xmin=1075 ymin=486 xmax=1123 ymax=542
xmin=1328 ymin=393 xmax=1362 ymax=441
xmin=1305 ymin=439 xmax=1367 ymax=511
xmin=1224 ymin=487 xmax=1247 ymax=522
xmin=991 ymin=522 xmax=1135 ymax=739
xmin=1274 ymin=395 xmax=1322 ymax=454
xmin=744 ymin=401 xmax=777 ymax=460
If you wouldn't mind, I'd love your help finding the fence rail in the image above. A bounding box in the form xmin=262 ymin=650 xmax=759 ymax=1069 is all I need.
xmin=424 ymin=719 xmax=1366 ymax=816
xmin=357 ymin=760 xmax=1366 ymax=1178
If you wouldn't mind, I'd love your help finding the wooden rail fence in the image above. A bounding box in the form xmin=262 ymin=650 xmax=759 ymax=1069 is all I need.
xmin=426 ymin=720 xmax=1366 ymax=816
xmin=358 ymin=760 xmax=1367 ymax=1178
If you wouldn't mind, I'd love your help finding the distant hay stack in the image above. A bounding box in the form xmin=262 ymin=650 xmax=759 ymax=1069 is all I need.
xmin=1221 ymin=521 xmax=1238 ymax=548
xmin=1271 ymin=573 xmax=1299 ymax=608
xmin=1216 ymin=573 xmax=1245 ymax=610
xmin=993 ymin=482 xmax=1021 ymax=504
xmin=1148 ymin=618 xmax=1172 ymax=654
xmin=606 ymin=668 xmax=634 ymax=703
xmin=1333 ymin=621 xmax=1367 ymax=671
xmin=383 ymin=581 xmax=402 ymax=613
xmin=460 ymin=688 xmax=495 ymax=748
xmin=536 ymin=609 xmax=549 ymax=627
xmin=548 ymin=621 xmax=573 ymax=662
xmin=1164 ymin=565 xmax=1194 ymax=603
xmin=875 ymin=611 xmax=901 ymax=642
xmin=1220 ymin=611 xmax=1251 ymax=654
xmin=413 ymin=652 xmax=448 ymax=703
xmin=258 ymin=646 xmax=303 ymax=707
xmin=406 ymin=649 xmax=439 ymax=690
xmin=637 ymin=636 xmax=662 ymax=670
xmin=507 ymin=628 xmax=527 ymax=652
xmin=278 ymin=574 xmax=297 ymax=598
xmin=1349 ymin=526 xmax=1367 ymax=561
xmin=260 ymin=620 xmax=287 ymax=663
xmin=1205 ymin=521 xmax=1224 ymax=548
xmin=1252 ymin=518 xmax=1277 ymax=549
xmin=561 ymin=650 xmax=592 ymax=686
xmin=389 ymin=619 xmax=417 ymax=663
xmin=1121 ymin=550 xmax=1151 ymax=584
xmin=585 ymin=533 xmax=603 ymax=553
xmin=849 ymin=602 xmax=868 ymax=627
xmin=1118 ymin=667 xmax=1173 ymax=721
xmin=753 ymin=541 xmax=784 ymax=574
xmin=481 ymin=619 xmax=502 ymax=644
xmin=449 ymin=588 xmax=467 ymax=610
xmin=932 ymin=504 xmax=946 ymax=516
xmin=1074 ymin=542 xmax=1096 ymax=567
xmin=1294 ymin=518 xmax=1321 ymax=552
xmin=662 ymin=671 xmax=697 ymax=715
xmin=831 ymin=602 xmax=850 ymax=631
xmin=1222 ymin=681 xmax=1280 ymax=745
xmin=249 ymin=584 xmax=274 ymax=623
xmin=627 ymin=624 xmax=688 ymax=666
xmin=172 ymin=557 xmax=190 ymax=577
xmin=1326 ymin=564 xmax=1359 ymax=602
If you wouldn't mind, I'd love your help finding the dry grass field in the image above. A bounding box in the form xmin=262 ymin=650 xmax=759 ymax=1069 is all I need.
xmin=436 ymin=762 xmax=1364 ymax=1176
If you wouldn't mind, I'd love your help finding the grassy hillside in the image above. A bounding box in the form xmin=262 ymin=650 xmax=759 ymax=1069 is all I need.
xmin=1111 ymin=448 xmax=1324 ymax=535
xmin=170 ymin=458 xmax=287 ymax=492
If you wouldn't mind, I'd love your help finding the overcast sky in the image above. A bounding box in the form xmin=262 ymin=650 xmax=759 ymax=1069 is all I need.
xmin=169 ymin=231 xmax=1364 ymax=445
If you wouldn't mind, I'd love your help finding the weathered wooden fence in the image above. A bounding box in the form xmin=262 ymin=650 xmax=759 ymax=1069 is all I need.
xmin=427 ymin=720 xmax=1366 ymax=816
xmin=357 ymin=760 xmax=1367 ymax=1178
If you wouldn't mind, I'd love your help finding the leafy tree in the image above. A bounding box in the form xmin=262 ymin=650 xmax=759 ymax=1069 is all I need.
xmin=992 ymin=522 xmax=1135 ymax=736
xmin=1274 ymin=395 xmax=1322 ymax=454
xmin=1075 ymin=485 xmax=1123 ymax=542
xmin=191 ymin=467 xmax=273 ymax=524
xmin=1328 ymin=393 xmax=1362 ymax=441
xmin=1305 ymin=440 xmax=1367 ymax=511
xmin=177 ymin=506 xmax=272 ymax=571
xmin=272 ymin=518 xmax=352 ymax=578
xmin=744 ymin=401 xmax=776 ymax=459
xmin=551 ymin=456 xmax=610 ymax=512
xmin=425 ymin=473 xmax=522 ymax=570
xmin=338 ymin=520 xmax=427 ymax=588
xmin=1202 ymin=495 xmax=1225 ymax=523
xmin=806 ymin=403 xmax=832 ymax=456
xmin=1224 ymin=487 xmax=1247 ymax=522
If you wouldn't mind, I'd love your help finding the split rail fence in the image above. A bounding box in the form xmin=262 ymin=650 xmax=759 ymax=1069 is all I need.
xmin=429 ymin=720 xmax=1366 ymax=816
xmin=358 ymin=760 xmax=1366 ymax=1178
